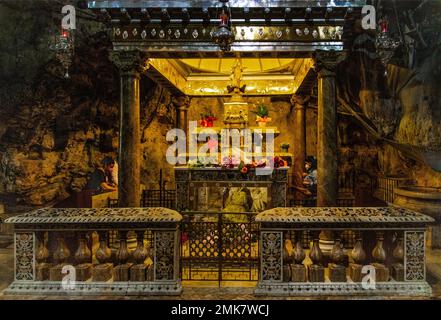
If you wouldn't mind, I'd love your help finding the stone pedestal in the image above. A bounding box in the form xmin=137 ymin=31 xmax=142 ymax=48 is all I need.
xmin=92 ymin=263 xmax=113 ymax=282
xmin=282 ymin=265 xmax=291 ymax=282
xmin=290 ymin=264 xmax=307 ymax=282
xmin=49 ymin=264 xmax=68 ymax=281
xmin=36 ymin=263 xmax=52 ymax=281
xmin=328 ymin=263 xmax=347 ymax=282
xmin=130 ymin=264 xmax=148 ymax=282
xmin=371 ymin=263 xmax=390 ymax=282
xmin=308 ymin=264 xmax=325 ymax=282
xmin=391 ymin=263 xmax=404 ymax=281
xmin=113 ymin=263 xmax=134 ymax=282
xmin=75 ymin=263 xmax=92 ymax=282
xmin=147 ymin=264 xmax=154 ymax=281
xmin=348 ymin=263 xmax=363 ymax=282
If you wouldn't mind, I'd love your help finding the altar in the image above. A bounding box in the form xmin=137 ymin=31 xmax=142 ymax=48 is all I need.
xmin=175 ymin=167 xmax=288 ymax=212
xmin=176 ymin=167 xmax=288 ymax=283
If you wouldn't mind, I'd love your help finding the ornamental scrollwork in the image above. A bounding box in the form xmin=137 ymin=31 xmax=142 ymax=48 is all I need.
xmin=261 ymin=232 xmax=282 ymax=281
xmin=405 ymin=231 xmax=426 ymax=281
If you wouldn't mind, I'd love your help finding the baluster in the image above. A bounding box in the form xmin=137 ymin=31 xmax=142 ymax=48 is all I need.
xmin=371 ymin=231 xmax=390 ymax=282
xmin=308 ymin=230 xmax=325 ymax=282
xmin=74 ymin=232 xmax=92 ymax=281
xmin=291 ymin=230 xmax=306 ymax=282
xmin=92 ymin=231 xmax=113 ymax=282
xmin=349 ymin=231 xmax=366 ymax=282
xmin=282 ymin=237 xmax=293 ymax=282
xmin=49 ymin=233 xmax=71 ymax=281
xmin=131 ymin=230 xmax=150 ymax=281
xmin=36 ymin=232 xmax=52 ymax=281
xmin=329 ymin=231 xmax=347 ymax=282
xmin=114 ymin=230 xmax=133 ymax=281
xmin=391 ymin=233 xmax=404 ymax=281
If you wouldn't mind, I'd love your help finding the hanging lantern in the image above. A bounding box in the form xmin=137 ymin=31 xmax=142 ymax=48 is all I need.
xmin=375 ymin=16 xmax=401 ymax=65
xmin=212 ymin=1 xmax=235 ymax=52
xmin=49 ymin=28 xmax=75 ymax=78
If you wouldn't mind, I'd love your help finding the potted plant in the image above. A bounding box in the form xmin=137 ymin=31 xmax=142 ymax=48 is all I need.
xmin=280 ymin=142 xmax=290 ymax=153
xmin=252 ymin=104 xmax=271 ymax=127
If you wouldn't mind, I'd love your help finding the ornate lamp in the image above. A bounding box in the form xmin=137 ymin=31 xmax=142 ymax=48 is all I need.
xmin=212 ymin=0 xmax=235 ymax=52
xmin=375 ymin=15 xmax=401 ymax=65
xmin=49 ymin=29 xmax=75 ymax=78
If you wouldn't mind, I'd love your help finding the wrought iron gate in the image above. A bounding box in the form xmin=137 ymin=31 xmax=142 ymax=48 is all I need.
xmin=180 ymin=212 xmax=259 ymax=284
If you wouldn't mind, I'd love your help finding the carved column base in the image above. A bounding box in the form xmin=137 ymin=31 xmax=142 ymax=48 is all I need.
xmin=113 ymin=263 xmax=134 ymax=282
xmin=36 ymin=263 xmax=52 ymax=281
xmin=391 ymin=263 xmax=404 ymax=281
xmin=328 ymin=263 xmax=347 ymax=282
xmin=290 ymin=264 xmax=307 ymax=282
xmin=92 ymin=263 xmax=113 ymax=282
xmin=49 ymin=264 xmax=68 ymax=281
xmin=371 ymin=263 xmax=390 ymax=282
xmin=348 ymin=263 xmax=363 ymax=282
xmin=308 ymin=264 xmax=325 ymax=282
xmin=130 ymin=264 xmax=148 ymax=282
xmin=75 ymin=263 xmax=93 ymax=282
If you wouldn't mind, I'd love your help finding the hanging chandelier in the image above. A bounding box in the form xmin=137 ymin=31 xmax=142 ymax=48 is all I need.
xmin=212 ymin=0 xmax=235 ymax=52
xmin=49 ymin=28 xmax=75 ymax=78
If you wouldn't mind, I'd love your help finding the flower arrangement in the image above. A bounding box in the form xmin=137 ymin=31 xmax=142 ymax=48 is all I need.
xmin=200 ymin=111 xmax=217 ymax=127
xmin=252 ymin=104 xmax=271 ymax=127
xmin=271 ymin=156 xmax=288 ymax=168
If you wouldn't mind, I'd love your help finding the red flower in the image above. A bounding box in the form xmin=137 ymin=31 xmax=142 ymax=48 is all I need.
xmin=241 ymin=166 xmax=248 ymax=174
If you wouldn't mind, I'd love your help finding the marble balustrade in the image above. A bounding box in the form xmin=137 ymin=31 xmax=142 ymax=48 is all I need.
xmin=4 ymin=207 xmax=182 ymax=296
xmin=255 ymin=206 xmax=434 ymax=296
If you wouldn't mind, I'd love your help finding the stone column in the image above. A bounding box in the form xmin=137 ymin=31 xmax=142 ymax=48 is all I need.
xmin=314 ymin=50 xmax=347 ymax=207
xmin=173 ymin=96 xmax=191 ymax=134
xmin=109 ymin=51 xmax=149 ymax=207
xmin=290 ymin=94 xmax=309 ymax=188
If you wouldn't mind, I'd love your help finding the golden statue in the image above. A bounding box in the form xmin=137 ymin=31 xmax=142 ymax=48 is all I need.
xmin=227 ymin=58 xmax=246 ymax=93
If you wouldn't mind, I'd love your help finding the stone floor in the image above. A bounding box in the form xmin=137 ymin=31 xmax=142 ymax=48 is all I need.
xmin=0 ymin=243 xmax=440 ymax=300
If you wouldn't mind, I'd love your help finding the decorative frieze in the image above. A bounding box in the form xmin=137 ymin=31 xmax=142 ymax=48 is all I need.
xmin=14 ymin=233 xmax=35 ymax=281
xmin=260 ymin=232 xmax=282 ymax=282
xmin=405 ymin=231 xmax=426 ymax=281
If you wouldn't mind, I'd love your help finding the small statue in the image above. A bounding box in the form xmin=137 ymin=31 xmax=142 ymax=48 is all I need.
xmin=227 ymin=58 xmax=247 ymax=93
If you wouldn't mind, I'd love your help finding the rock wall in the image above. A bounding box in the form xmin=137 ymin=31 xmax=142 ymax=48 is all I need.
xmin=0 ymin=2 xmax=177 ymax=207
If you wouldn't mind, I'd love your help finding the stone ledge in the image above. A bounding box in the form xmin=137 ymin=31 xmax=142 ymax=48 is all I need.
xmin=5 ymin=207 xmax=182 ymax=224
xmin=254 ymin=281 xmax=432 ymax=296
xmin=3 ymin=281 xmax=182 ymax=296
xmin=256 ymin=207 xmax=435 ymax=225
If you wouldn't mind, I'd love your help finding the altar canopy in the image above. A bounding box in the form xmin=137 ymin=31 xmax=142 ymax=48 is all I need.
xmin=88 ymin=0 xmax=365 ymax=213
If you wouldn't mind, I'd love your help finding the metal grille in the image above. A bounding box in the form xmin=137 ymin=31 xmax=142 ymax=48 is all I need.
xmin=181 ymin=212 xmax=259 ymax=284
xmin=375 ymin=177 xmax=413 ymax=204
xmin=142 ymin=189 xmax=176 ymax=209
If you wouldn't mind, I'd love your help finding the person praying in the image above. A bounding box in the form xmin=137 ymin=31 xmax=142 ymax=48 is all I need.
xmin=84 ymin=156 xmax=117 ymax=193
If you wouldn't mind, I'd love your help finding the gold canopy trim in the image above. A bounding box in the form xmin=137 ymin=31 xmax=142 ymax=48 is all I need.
xmin=148 ymin=58 xmax=314 ymax=96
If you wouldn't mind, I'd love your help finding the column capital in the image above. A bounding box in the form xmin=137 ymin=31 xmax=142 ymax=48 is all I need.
xmin=313 ymin=50 xmax=347 ymax=77
xmin=290 ymin=94 xmax=310 ymax=109
xmin=109 ymin=50 xmax=150 ymax=77
xmin=172 ymin=96 xmax=191 ymax=111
